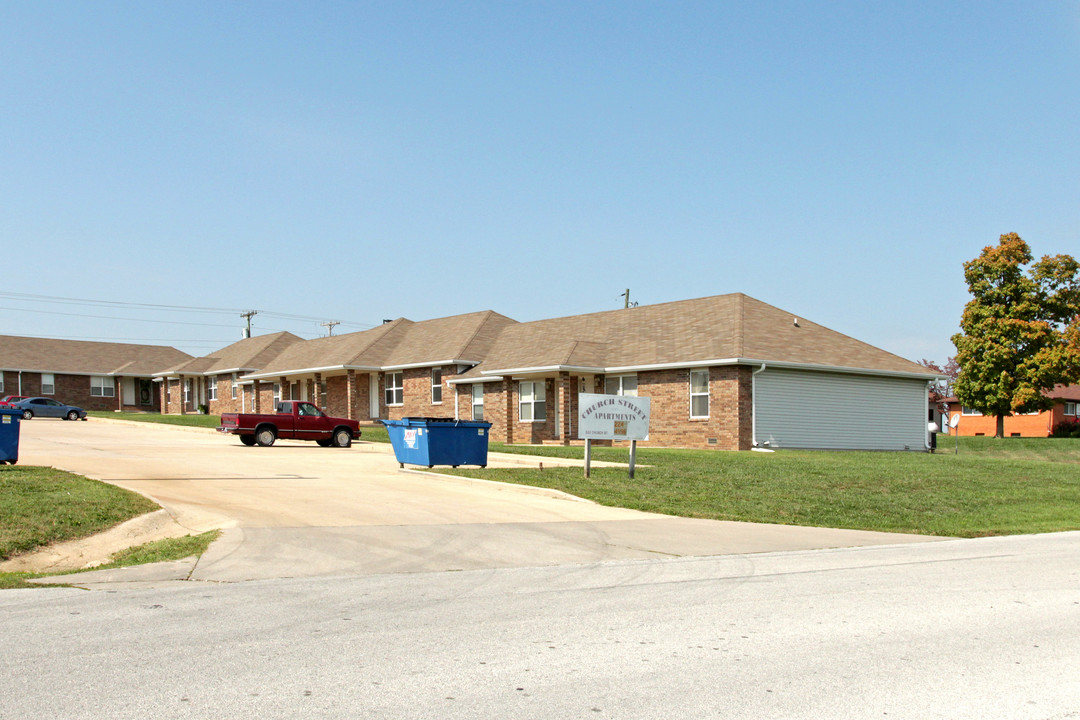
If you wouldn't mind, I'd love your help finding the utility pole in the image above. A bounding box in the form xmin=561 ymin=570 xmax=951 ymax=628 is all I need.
xmin=620 ymin=289 xmax=638 ymax=309
xmin=240 ymin=310 xmax=258 ymax=338
xmin=320 ymin=320 xmax=340 ymax=337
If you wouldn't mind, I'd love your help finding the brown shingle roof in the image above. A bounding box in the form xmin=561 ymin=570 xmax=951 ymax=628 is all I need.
xmin=249 ymin=312 xmax=519 ymax=377
xmin=0 ymin=335 xmax=191 ymax=376
xmin=159 ymin=331 xmax=304 ymax=376
xmin=466 ymin=294 xmax=933 ymax=377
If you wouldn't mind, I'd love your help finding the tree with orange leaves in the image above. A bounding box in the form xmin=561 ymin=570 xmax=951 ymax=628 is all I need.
xmin=952 ymin=233 xmax=1080 ymax=438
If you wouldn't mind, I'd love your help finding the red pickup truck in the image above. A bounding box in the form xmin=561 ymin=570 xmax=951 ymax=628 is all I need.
xmin=219 ymin=400 xmax=361 ymax=448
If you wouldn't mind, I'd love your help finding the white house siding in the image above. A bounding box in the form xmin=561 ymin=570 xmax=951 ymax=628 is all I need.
xmin=755 ymin=368 xmax=929 ymax=451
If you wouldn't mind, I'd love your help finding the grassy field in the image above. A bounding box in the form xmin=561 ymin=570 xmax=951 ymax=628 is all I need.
xmin=438 ymin=436 xmax=1080 ymax=538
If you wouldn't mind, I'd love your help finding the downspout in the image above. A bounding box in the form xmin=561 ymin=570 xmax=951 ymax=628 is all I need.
xmin=926 ymin=381 xmax=935 ymax=451
xmin=751 ymin=363 xmax=766 ymax=447
xmin=454 ymin=383 xmax=460 ymax=420
xmin=18 ymin=371 xmax=23 ymax=395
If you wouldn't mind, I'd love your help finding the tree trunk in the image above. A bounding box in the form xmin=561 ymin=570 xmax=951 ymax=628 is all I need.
xmin=995 ymin=414 xmax=1005 ymax=438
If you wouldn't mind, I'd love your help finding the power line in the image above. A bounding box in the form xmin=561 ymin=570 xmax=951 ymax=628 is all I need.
xmin=0 ymin=291 xmax=377 ymax=329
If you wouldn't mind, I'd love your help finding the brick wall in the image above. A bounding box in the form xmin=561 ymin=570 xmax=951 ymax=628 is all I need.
xmin=383 ymin=366 xmax=460 ymax=421
xmin=472 ymin=367 xmax=753 ymax=450
xmin=945 ymin=405 xmax=1056 ymax=437
xmin=206 ymin=375 xmax=246 ymax=415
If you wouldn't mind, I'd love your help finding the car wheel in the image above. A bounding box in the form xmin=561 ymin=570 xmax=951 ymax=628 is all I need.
xmin=255 ymin=427 xmax=276 ymax=447
xmin=66 ymin=410 xmax=80 ymax=421
xmin=332 ymin=428 xmax=352 ymax=448
xmin=316 ymin=439 xmax=332 ymax=447
xmin=239 ymin=434 xmax=256 ymax=446
xmin=21 ymin=410 xmax=33 ymax=420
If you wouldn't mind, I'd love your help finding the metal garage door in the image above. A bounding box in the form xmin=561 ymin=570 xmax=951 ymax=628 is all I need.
xmin=755 ymin=368 xmax=929 ymax=451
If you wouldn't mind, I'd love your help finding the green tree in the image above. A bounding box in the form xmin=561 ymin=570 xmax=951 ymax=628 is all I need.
xmin=952 ymin=233 xmax=1080 ymax=438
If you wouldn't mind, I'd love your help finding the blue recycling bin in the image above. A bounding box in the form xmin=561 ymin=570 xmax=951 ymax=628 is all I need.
xmin=381 ymin=417 xmax=492 ymax=468
xmin=0 ymin=408 xmax=21 ymax=465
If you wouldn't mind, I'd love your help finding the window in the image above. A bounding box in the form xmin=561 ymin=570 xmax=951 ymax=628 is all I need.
xmin=231 ymin=373 xmax=238 ymax=400
xmin=471 ymin=384 xmax=484 ymax=421
xmin=961 ymin=406 xmax=982 ymax=416
xmin=297 ymin=402 xmax=323 ymax=417
xmin=431 ymin=368 xmax=443 ymax=404
xmin=207 ymin=376 xmax=217 ymax=401
xmin=90 ymin=376 xmax=115 ymax=397
xmin=1066 ymin=402 xmax=1077 ymax=416
xmin=41 ymin=373 xmax=55 ymax=395
xmin=385 ymin=372 xmax=403 ymax=406
xmin=690 ymin=370 xmax=709 ymax=419
xmin=0 ymin=374 xmax=4 ymax=393
xmin=183 ymin=379 xmax=191 ymax=404
xmin=519 ymin=381 xmax=546 ymax=422
xmin=273 ymin=383 xmax=281 ymax=404
xmin=605 ymin=374 xmax=637 ymax=396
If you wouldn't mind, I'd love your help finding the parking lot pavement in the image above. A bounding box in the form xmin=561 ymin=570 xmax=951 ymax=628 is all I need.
xmin=13 ymin=418 xmax=943 ymax=585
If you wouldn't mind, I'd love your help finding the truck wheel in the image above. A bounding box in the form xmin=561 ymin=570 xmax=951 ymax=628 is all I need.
xmin=255 ymin=427 xmax=277 ymax=447
xmin=239 ymin=435 xmax=256 ymax=446
xmin=332 ymin=428 xmax=352 ymax=448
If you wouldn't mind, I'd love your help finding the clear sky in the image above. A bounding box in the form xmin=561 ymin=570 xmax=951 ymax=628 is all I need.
xmin=3 ymin=1 xmax=1078 ymax=363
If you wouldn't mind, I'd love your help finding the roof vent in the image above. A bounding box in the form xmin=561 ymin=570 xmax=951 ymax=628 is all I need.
xmin=793 ymin=318 xmax=800 ymax=327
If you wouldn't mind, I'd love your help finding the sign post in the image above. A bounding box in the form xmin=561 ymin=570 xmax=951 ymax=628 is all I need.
xmin=577 ymin=393 xmax=651 ymax=479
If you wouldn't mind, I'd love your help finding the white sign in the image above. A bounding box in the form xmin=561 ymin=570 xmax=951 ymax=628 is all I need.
xmin=578 ymin=393 xmax=650 ymax=441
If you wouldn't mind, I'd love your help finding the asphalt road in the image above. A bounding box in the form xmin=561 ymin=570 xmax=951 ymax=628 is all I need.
xmin=3 ymin=532 xmax=1078 ymax=719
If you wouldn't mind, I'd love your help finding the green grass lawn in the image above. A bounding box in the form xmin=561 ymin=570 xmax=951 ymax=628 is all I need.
xmin=438 ymin=435 xmax=1080 ymax=538
xmin=88 ymin=410 xmax=222 ymax=428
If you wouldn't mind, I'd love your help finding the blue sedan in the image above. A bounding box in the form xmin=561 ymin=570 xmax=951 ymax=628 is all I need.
xmin=14 ymin=397 xmax=88 ymax=421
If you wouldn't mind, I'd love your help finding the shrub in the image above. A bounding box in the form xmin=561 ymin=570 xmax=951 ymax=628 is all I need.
xmin=1051 ymin=420 xmax=1080 ymax=438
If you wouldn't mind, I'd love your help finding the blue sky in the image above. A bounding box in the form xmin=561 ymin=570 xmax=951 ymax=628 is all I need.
xmin=2 ymin=1 xmax=1078 ymax=363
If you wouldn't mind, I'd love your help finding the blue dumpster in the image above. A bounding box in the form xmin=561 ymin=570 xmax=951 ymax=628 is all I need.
xmin=0 ymin=408 xmax=21 ymax=465
xmin=381 ymin=417 xmax=492 ymax=468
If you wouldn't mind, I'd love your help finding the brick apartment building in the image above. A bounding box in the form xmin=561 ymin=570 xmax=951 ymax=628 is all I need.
xmin=158 ymin=294 xmax=939 ymax=451
xmin=0 ymin=336 xmax=191 ymax=412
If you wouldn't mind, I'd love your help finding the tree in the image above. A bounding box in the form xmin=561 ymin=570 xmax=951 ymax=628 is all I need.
xmin=952 ymin=233 xmax=1080 ymax=438
xmin=918 ymin=357 xmax=959 ymax=399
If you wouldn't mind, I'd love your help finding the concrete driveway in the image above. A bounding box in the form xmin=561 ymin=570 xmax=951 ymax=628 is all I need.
xmin=9 ymin=418 xmax=942 ymax=584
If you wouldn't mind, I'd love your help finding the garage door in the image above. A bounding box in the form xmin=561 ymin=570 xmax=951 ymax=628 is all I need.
xmin=755 ymin=368 xmax=928 ymax=450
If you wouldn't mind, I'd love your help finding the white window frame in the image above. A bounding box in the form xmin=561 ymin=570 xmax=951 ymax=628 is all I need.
xmin=207 ymin=376 xmax=217 ymax=401
xmin=961 ymin=406 xmax=982 ymax=416
xmin=605 ymin=374 xmax=638 ymax=396
xmin=385 ymin=372 xmax=403 ymax=406
xmin=519 ymin=380 xmax=547 ymax=422
xmin=90 ymin=375 xmax=115 ymax=398
xmin=183 ymin=379 xmax=191 ymax=404
xmin=431 ymin=368 xmax=443 ymax=404
xmin=471 ymin=384 xmax=484 ymax=421
xmin=0 ymin=373 xmax=4 ymax=393
xmin=41 ymin=373 xmax=55 ymax=395
xmin=1065 ymin=402 xmax=1077 ymax=416
xmin=273 ymin=383 xmax=281 ymax=404
xmin=231 ymin=373 xmax=238 ymax=400
xmin=689 ymin=369 xmax=709 ymax=419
